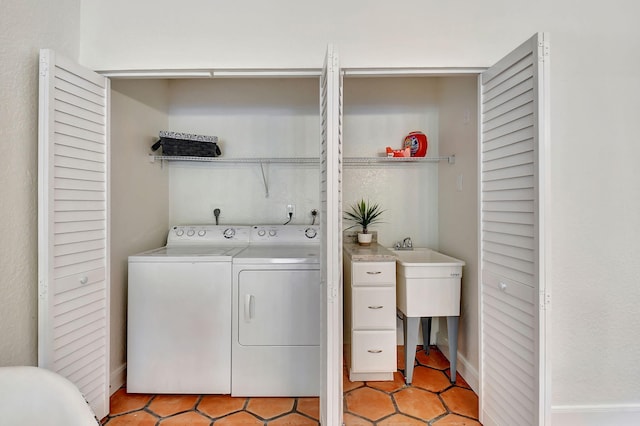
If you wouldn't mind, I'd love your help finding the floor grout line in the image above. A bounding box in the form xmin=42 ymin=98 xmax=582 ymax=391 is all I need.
xmin=103 ymin=346 xmax=479 ymax=425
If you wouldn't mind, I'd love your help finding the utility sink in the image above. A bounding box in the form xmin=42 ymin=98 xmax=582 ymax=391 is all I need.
xmin=392 ymin=248 xmax=465 ymax=317
xmin=391 ymin=248 xmax=466 ymax=384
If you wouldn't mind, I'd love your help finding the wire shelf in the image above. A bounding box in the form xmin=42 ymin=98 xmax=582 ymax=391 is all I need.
xmin=149 ymin=154 xmax=454 ymax=165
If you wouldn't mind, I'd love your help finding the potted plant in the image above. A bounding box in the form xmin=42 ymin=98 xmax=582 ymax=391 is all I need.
xmin=344 ymin=199 xmax=385 ymax=246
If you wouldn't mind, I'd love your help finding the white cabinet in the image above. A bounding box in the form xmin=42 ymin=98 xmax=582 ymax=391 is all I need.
xmin=343 ymin=252 xmax=396 ymax=381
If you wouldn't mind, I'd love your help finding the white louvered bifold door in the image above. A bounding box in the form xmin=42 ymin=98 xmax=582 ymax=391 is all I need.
xmin=38 ymin=49 xmax=110 ymax=420
xmin=319 ymin=45 xmax=343 ymax=426
xmin=480 ymin=33 xmax=550 ymax=426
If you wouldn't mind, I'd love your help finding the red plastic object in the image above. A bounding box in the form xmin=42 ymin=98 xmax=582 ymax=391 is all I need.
xmin=403 ymin=131 xmax=428 ymax=157
xmin=386 ymin=146 xmax=411 ymax=157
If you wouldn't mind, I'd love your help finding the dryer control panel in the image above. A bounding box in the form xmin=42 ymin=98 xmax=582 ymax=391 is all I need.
xmin=250 ymin=225 xmax=320 ymax=244
xmin=167 ymin=225 xmax=251 ymax=245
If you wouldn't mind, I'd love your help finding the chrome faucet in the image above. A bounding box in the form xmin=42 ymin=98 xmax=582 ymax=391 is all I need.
xmin=394 ymin=237 xmax=413 ymax=250
xmin=402 ymin=237 xmax=413 ymax=249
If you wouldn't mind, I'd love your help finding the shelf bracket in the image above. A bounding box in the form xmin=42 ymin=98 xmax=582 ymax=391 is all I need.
xmin=259 ymin=162 xmax=269 ymax=197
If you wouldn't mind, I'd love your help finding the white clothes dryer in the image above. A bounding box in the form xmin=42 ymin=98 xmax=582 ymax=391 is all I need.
xmin=127 ymin=225 xmax=250 ymax=394
xmin=232 ymin=225 xmax=321 ymax=397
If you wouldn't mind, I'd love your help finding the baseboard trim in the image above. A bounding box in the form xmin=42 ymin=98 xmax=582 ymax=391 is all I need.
xmin=436 ymin=335 xmax=479 ymax=394
xmin=551 ymin=404 xmax=640 ymax=426
xmin=110 ymin=363 xmax=126 ymax=396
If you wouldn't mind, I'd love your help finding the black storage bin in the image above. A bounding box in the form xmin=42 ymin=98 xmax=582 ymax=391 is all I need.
xmin=151 ymin=131 xmax=221 ymax=157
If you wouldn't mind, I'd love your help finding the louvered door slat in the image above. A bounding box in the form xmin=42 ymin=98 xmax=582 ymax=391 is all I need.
xmin=485 ymin=377 xmax=533 ymax=424
xmin=55 ymin=168 xmax=105 ymax=183
xmin=55 ymin=155 xmax=105 ymax=173
xmin=54 ymin=77 xmax=105 ymax=106
xmin=483 ymin=176 xmax=534 ymax=192
xmin=483 ymin=163 xmax=534 ymax=182
xmin=483 ymin=115 xmax=534 ymax=142
xmin=483 ymin=261 xmax=534 ymax=287
xmin=55 ymin=308 xmax=104 ymax=341
xmin=483 ymin=138 xmax=533 ymax=161
xmin=55 ymin=339 xmax=105 ymax=372
xmin=55 ymin=177 xmax=104 ymax=192
xmin=54 ymin=121 xmax=104 ymax=144
xmin=483 ymin=231 xmax=535 ymax=250
xmin=482 ymin=151 xmax=534 ymax=172
xmin=38 ymin=49 xmax=110 ymax=420
xmin=54 ymin=317 xmax=104 ymax=350
xmin=483 ymin=241 xmax=534 ymax=262
xmin=485 ymin=105 xmax=535 ymax=137
xmin=55 ymin=89 xmax=105 ymax=116
xmin=483 ymin=78 xmax=535 ymax=118
xmin=54 ymin=280 xmax=104 ymax=305
xmin=55 ymin=134 xmax=105 ymax=154
xmin=58 ymin=347 xmax=103 ymax=379
xmin=480 ymin=33 xmax=549 ymax=426
xmin=54 ymin=219 xmax=105 ymax=235
xmin=483 ymin=90 xmax=535 ymax=123
xmin=56 ymin=200 xmax=106 ymax=211
xmin=55 ymin=99 xmax=105 ymax=125
xmin=56 ymin=110 xmax=105 ymax=135
xmin=483 ymin=199 xmax=535 ymax=212
xmin=482 ymin=53 xmax=534 ymax=94
xmin=55 ymin=239 xmax=105 ymax=257
xmin=482 ymin=126 xmax=534 ymax=153
xmin=56 ymin=189 xmax=105 ymax=201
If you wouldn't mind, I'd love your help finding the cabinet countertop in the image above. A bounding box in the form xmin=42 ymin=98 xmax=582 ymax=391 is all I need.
xmin=343 ymin=243 xmax=397 ymax=262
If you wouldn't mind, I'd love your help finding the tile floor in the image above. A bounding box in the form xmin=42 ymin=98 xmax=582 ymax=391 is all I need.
xmin=101 ymin=346 xmax=480 ymax=425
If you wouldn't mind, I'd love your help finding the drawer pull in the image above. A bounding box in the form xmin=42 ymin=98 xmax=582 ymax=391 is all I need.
xmin=368 ymin=305 xmax=383 ymax=309
xmin=367 ymin=349 xmax=382 ymax=354
xmin=366 ymin=271 xmax=382 ymax=275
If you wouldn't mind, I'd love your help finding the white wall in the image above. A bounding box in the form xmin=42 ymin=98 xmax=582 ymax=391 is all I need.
xmin=0 ymin=0 xmax=81 ymax=366
xmin=437 ymin=76 xmax=479 ymax=389
xmin=109 ymin=79 xmax=170 ymax=390
xmin=342 ymin=77 xmax=440 ymax=248
xmin=73 ymin=0 xmax=640 ymax=421
xmin=166 ymin=78 xmax=320 ymax=225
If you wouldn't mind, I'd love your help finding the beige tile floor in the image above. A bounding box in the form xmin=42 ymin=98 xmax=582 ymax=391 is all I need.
xmin=101 ymin=346 xmax=480 ymax=425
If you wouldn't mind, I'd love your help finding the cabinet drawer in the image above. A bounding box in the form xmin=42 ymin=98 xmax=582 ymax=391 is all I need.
xmin=352 ymin=262 xmax=395 ymax=286
xmin=351 ymin=330 xmax=396 ymax=373
xmin=352 ymin=287 xmax=396 ymax=329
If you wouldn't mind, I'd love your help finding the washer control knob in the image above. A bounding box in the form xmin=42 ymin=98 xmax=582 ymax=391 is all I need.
xmin=223 ymin=228 xmax=236 ymax=239
xmin=175 ymin=229 xmax=184 ymax=236
xmin=269 ymin=230 xmax=277 ymax=237
xmin=258 ymin=229 xmax=266 ymax=237
xmin=198 ymin=230 xmax=206 ymax=237
xmin=305 ymin=227 xmax=318 ymax=239
xmin=187 ymin=229 xmax=195 ymax=237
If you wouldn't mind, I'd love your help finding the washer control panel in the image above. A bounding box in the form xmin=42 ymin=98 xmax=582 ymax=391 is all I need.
xmin=250 ymin=225 xmax=320 ymax=243
xmin=167 ymin=225 xmax=251 ymax=245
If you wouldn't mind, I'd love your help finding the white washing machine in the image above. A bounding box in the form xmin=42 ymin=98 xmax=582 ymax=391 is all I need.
xmin=127 ymin=225 xmax=250 ymax=394
xmin=232 ymin=225 xmax=321 ymax=397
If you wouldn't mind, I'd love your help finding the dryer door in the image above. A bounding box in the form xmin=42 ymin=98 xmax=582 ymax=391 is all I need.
xmin=238 ymin=269 xmax=321 ymax=346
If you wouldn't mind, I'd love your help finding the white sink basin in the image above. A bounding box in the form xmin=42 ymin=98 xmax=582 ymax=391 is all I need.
xmin=391 ymin=248 xmax=465 ymax=317
xmin=393 ymin=248 xmax=465 ymax=267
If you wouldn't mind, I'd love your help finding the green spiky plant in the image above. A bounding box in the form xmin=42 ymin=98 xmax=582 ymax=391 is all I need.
xmin=344 ymin=199 xmax=385 ymax=234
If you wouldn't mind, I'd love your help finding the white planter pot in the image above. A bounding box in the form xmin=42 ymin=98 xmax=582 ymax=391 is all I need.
xmin=357 ymin=233 xmax=372 ymax=246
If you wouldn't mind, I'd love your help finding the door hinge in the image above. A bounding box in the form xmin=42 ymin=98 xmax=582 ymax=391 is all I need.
xmin=39 ymin=279 xmax=48 ymax=300
xmin=538 ymin=41 xmax=550 ymax=63
xmin=540 ymin=290 xmax=551 ymax=310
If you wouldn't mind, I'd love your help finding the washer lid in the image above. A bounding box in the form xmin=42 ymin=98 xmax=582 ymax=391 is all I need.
xmin=233 ymin=244 xmax=319 ymax=264
xmin=129 ymin=245 xmax=247 ymax=261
